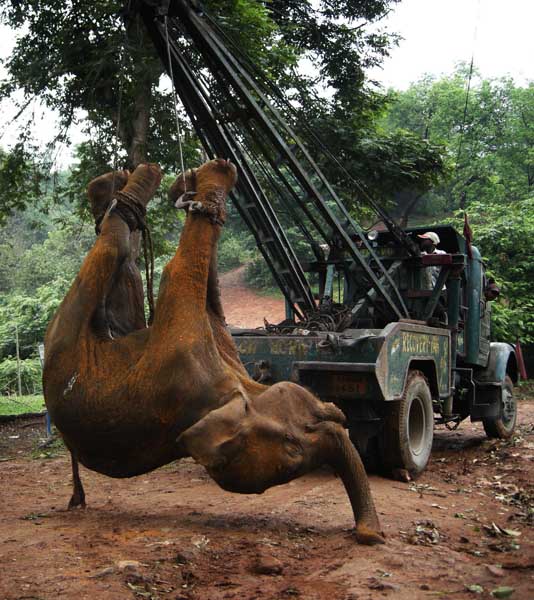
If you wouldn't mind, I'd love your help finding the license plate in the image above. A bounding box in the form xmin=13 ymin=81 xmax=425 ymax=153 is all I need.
xmin=331 ymin=373 xmax=368 ymax=398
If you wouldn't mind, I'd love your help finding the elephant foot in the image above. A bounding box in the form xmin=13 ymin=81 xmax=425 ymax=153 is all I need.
xmin=354 ymin=523 xmax=386 ymax=545
xmin=68 ymin=453 xmax=86 ymax=510
xmin=67 ymin=493 xmax=86 ymax=510
xmin=88 ymin=170 xmax=130 ymax=231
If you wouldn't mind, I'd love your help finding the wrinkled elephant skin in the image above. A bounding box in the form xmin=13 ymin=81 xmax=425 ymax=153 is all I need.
xmin=43 ymin=159 xmax=384 ymax=545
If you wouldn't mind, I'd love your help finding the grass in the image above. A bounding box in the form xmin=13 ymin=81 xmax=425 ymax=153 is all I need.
xmin=0 ymin=394 xmax=46 ymax=416
xmin=31 ymin=435 xmax=65 ymax=460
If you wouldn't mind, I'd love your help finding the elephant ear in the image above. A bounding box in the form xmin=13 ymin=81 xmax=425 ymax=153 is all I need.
xmin=176 ymin=391 xmax=249 ymax=468
xmin=167 ymin=168 xmax=197 ymax=205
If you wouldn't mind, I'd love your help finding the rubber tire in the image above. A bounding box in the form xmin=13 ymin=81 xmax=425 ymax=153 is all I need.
xmin=482 ymin=375 xmax=517 ymax=439
xmin=380 ymin=370 xmax=434 ymax=477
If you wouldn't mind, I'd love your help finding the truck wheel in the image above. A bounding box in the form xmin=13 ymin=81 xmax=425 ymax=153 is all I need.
xmin=380 ymin=370 xmax=434 ymax=477
xmin=482 ymin=375 xmax=516 ymax=439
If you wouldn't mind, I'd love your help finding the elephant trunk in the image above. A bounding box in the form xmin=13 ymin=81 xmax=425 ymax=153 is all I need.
xmin=325 ymin=424 xmax=385 ymax=545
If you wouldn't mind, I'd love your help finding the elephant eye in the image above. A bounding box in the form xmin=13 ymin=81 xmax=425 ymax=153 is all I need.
xmin=284 ymin=434 xmax=301 ymax=457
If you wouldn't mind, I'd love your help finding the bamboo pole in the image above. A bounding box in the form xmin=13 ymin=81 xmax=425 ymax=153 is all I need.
xmin=14 ymin=323 xmax=22 ymax=397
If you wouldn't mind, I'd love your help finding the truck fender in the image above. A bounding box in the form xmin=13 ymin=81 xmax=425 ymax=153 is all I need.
xmin=475 ymin=342 xmax=518 ymax=385
xmin=407 ymin=359 xmax=441 ymax=399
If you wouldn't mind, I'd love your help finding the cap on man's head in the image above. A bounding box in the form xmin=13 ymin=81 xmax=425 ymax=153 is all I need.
xmin=418 ymin=231 xmax=440 ymax=245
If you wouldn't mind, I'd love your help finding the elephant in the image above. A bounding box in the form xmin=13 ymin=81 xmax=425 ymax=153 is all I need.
xmin=42 ymin=159 xmax=384 ymax=545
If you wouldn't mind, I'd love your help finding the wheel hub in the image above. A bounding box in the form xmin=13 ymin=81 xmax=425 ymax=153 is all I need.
xmin=408 ymin=396 xmax=426 ymax=456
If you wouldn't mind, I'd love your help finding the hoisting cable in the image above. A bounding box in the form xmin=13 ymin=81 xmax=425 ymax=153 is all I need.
xmin=456 ymin=59 xmax=475 ymax=168
xmin=456 ymin=0 xmax=481 ymax=167
xmin=111 ymin=1 xmax=156 ymax=325
xmin=164 ymin=15 xmax=187 ymax=190
xmin=111 ymin=2 xmax=129 ymax=198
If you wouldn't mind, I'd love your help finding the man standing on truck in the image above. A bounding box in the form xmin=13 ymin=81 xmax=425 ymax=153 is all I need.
xmin=419 ymin=231 xmax=446 ymax=288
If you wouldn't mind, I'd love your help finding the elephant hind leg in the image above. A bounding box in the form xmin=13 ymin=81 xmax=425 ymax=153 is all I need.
xmin=67 ymin=453 xmax=86 ymax=510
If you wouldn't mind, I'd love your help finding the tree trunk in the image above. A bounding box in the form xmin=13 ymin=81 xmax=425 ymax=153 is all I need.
xmin=128 ymin=78 xmax=152 ymax=167
xmin=393 ymin=190 xmax=423 ymax=228
xmin=399 ymin=193 xmax=423 ymax=227
xmin=116 ymin=15 xmax=160 ymax=169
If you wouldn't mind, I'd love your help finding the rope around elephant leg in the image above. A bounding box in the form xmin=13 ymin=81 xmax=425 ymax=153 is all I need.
xmin=142 ymin=226 xmax=155 ymax=324
xmin=112 ymin=189 xmax=156 ymax=324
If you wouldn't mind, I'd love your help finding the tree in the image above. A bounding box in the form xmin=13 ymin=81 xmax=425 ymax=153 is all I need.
xmin=0 ymin=0 xmax=399 ymax=161
xmin=0 ymin=0 xmax=448 ymax=222
xmin=384 ymin=68 xmax=534 ymax=218
xmin=0 ymin=146 xmax=45 ymax=224
xmin=459 ymin=197 xmax=534 ymax=345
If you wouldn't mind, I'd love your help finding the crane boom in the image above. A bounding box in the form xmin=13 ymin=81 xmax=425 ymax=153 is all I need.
xmin=133 ymin=0 xmax=414 ymax=326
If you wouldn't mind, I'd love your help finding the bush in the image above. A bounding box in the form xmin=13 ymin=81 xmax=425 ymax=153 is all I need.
xmin=0 ymin=278 xmax=68 ymax=360
xmin=217 ymin=233 xmax=252 ymax=273
xmin=244 ymin=254 xmax=277 ymax=289
xmin=0 ymin=356 xmax=42 ymax=395
xmin=453 ymin=196 xmax=534 ymax=344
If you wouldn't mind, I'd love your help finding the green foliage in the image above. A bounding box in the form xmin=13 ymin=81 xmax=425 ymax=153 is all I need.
xmin=0 ymin=146 xmax=44 ymax=224
xmin=0 ymin=357 xmax=43 ymax=395
xmin=384 ymin=68 xmax=534 ymax=216
xmin=457 ymin=197 xmax=534 ymax=344
xmin=243 ymin=224 xmax=314 ymax=289
xmin=244 ymin=254 xmax=276 ymax=290
xmin=217 ymin=230 xmax=252 ymax=273
xmin=0 ymin=283 xmax=67 ymax=360
xmin=307 ymin=120 xmax=446 ymax=214
xmin=0 ymin=203 xmax=92 ymax=360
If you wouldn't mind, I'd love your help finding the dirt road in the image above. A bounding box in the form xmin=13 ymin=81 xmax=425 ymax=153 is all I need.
xmin=219 ymin=266 xmax=285 ymax=328
xmin=0 ymin=396 xmax=532 ymax=600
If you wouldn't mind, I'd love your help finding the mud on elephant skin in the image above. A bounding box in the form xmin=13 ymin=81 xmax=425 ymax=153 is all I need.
xmin=43 ymin=158 xmax=384 ymax=545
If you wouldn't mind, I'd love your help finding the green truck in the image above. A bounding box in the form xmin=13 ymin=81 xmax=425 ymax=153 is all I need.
xmin=232 ymin=225 xmax=518 ymax=477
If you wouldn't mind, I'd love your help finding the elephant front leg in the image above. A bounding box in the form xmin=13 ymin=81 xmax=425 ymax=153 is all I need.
xmin=67 ymin=453 xmax=86 ymax=510
xmin=144 ymin=159 xmax=237 ymax=365
xmin=43 ymin=163 xmax=162 ymax=350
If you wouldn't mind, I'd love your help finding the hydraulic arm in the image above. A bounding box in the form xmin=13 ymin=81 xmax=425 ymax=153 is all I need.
xmin=134 ymin=0 xmax=417 ymax=327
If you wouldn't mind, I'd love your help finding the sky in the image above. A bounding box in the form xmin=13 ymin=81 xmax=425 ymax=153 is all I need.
xmin=370 ymin=0 xmax=534 ymax=89
xmin=0 ymin=0 xmax=533 ymax=166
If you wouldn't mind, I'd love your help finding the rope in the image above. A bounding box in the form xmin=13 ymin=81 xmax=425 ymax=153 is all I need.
xmin=142 ymin=227 xmax=155 ymax=325
xmin=112 ymin=189 xmax=156 ymax=324
xmin=164 ymin=16 xmax=187 ymax=189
